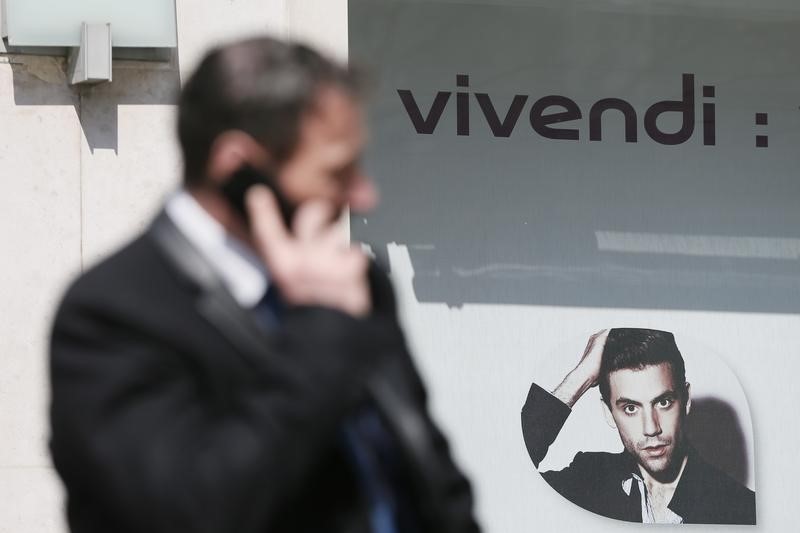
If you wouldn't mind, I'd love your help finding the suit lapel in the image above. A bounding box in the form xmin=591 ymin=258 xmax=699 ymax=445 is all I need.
xmin=668 ymin=448 xmax=700 ymax=522
xmin=148 ymin=210 xmax=274 ymax=370
xmin=606 ymin=452 xmax=645 ymax=523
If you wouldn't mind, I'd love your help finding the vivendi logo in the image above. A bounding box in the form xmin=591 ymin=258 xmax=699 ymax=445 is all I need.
xmin=398 ymin=74 xmax=770 ymax=148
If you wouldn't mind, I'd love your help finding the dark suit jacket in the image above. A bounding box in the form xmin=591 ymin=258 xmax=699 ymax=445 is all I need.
xmin=521 ymin=383 xmax=756 ymax=525
xmin=50 ymin=211 xmax=479 ymax=533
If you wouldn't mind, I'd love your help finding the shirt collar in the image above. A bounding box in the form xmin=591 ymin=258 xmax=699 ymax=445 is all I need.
xmin=165 ymin=189 xmax=268 ymax=308
xmin=622 ymin=471 xmax=684 ymax=524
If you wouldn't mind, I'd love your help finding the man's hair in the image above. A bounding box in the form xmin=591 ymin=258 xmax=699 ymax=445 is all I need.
xmin=599 ymin=328 xmax=687 ymax=407
xmin=177 ymin=36 xmax=362 ymax=184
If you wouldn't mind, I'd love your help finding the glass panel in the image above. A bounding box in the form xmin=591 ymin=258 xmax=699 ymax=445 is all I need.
xmin=6 ymin=0 xmax=176 ymax=47
xmin=350 ymin=0 xmax=800 ymax=313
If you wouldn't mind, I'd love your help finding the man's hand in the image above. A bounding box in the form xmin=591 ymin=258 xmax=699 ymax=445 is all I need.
xmin=246 ymin=185 xmax=371 ymax=317
xmin=572 ymin=329 xmax=609 ymax=388
xmin=552 ymin=329 xmax=609 ymax=408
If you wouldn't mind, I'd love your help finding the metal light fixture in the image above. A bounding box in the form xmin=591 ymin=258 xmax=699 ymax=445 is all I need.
xmin=1 ymin=0 xmax=177 ymax=84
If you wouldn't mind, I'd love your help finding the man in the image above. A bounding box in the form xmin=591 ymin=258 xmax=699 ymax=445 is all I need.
xmin=521 ymin=328 xmax=755 ymax=525
xmin=50 ymin=37 xmax=479 ymax=533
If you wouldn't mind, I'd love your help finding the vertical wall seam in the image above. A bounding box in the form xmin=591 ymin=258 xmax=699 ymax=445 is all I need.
xmin=284 ymin=0 xmax=291 ymax=40
xmin=78 ymin=88 xmax=84 ymax=272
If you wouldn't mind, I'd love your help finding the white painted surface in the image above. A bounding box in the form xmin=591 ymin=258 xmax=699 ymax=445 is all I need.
xmin=0 ymin=467 xmax=66 ymax=533
xmin=78 ymin=62 xmax=182 ymax=267
xmin=174 ymin=0 xmax=286 ymax=81
xmin=0 ymin=56 xmax=82 ymax=469
xmin=0 ymin=54 xmax=80 ymax=533
xmin=287 ymin=0 xmax=349 ymax=62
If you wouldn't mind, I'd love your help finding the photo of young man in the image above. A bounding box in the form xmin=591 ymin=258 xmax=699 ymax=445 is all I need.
xmin=521 ymin=328 xmax=755 ymax=525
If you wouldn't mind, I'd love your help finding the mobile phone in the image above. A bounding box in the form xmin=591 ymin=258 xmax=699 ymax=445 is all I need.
xmin=221 ymin=165 xmax=296 ymax=228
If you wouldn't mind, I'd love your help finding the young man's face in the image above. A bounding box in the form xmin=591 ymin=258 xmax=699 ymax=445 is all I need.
xmin=276 ymin=86 xmax=377 ymax=217
xmin=607 ymin=362 xmax=689 ymax=479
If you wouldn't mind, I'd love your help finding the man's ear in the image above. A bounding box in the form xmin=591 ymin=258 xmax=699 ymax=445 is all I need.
xmin=684 ymin=382 xmax=692 ymax=416
xmin=206 ymin=130 xmax=271 ymax=185
xmin=601 ymin=399 xmax=617 ymax=429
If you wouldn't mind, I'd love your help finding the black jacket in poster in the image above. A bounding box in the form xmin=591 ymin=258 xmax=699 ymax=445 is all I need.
xmin=521 ymin=382 xmax=755 ymax=525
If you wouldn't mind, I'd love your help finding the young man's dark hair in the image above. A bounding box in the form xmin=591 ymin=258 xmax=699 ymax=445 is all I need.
xmin=177 ymin=36 xmax=362 ymax=183
xmin=598 ymin=328 xmax=687 ymax=407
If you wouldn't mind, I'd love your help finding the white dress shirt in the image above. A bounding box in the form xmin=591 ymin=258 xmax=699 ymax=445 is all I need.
xmin=622 ymin=473 xmax=684 ymax=524
xmin=165 ymin=189 xmax=269 ymax=308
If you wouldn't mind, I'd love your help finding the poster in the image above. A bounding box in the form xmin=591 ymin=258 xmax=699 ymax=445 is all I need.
xmin=350 ymin=0 xmax=800 ymax=529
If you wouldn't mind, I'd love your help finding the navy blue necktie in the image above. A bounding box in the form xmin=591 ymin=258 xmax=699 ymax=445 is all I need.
xmin=252 ymin=284 xmax=284 ymax=332
xmin=251 ymin=287 xmax=405 ymax=533
xmin=341 ymin=406 xmax=403 ymax=533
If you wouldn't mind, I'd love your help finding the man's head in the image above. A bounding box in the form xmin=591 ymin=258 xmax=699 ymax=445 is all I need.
xmin=177 ymin=37 xmax=376 ymax=217
xmin=600 ymin=329 xmax=691 ymax=480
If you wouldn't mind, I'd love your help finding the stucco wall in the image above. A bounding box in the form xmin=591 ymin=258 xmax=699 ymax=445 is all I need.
xmin=0 ymin=2 xmax=346 ymax=531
